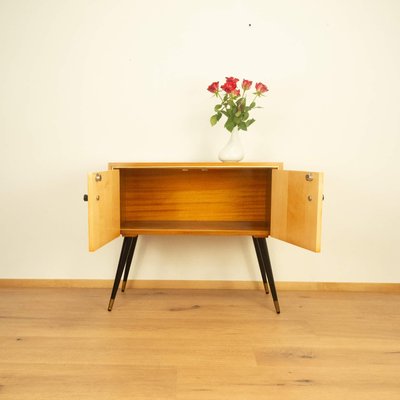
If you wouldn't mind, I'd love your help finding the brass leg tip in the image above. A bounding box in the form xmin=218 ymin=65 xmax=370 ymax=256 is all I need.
xmin=263 ymin=283 xmax=269 ymax=295
xmin=108 ymin=298 xmax=115 ymax=312
xmin=121 ymin=281 xmax=127 ymax=292
xmin=274 ymin=300 xmax=281 ymax=314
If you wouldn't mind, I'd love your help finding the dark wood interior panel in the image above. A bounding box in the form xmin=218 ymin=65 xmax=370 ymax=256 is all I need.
xmin=120 ymin=168 xmax=272 ymax=224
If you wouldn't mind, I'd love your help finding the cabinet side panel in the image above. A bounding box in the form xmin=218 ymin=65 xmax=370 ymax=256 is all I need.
xmin=88 ymin=170 xmax=120 ymax=251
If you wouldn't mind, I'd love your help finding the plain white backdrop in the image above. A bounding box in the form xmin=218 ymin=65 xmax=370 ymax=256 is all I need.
xmin=0 ymin=0 xmax=399 ymax=283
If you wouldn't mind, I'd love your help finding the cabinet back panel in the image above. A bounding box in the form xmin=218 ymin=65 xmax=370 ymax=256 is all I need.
xmin=120 ymin=168 xmax=271 ymax=223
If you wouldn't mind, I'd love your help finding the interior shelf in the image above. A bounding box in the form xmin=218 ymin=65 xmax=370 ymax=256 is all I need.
xmin=120 ymin=220 xmax=269 ymax=237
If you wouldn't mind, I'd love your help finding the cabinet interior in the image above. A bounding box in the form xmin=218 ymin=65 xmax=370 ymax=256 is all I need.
xmin=118 ymin=167 xmax=273 ymax=236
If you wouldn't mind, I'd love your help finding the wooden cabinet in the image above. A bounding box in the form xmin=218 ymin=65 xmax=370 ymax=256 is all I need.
xmin=86 ymin=162 xmax=324 ymax=313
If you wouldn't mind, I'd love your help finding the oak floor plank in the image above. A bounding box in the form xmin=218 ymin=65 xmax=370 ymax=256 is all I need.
xmin=177 ymin=365 xmax=400 ymax=400
xmin=0 ymin=363 xmax=176 ymax=400
xmin=0 ymin=287 xmax=399 ymax=399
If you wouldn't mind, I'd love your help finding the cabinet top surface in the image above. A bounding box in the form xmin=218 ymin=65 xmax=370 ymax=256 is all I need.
xmin=108 ymin=162 xmax=283 ymax=169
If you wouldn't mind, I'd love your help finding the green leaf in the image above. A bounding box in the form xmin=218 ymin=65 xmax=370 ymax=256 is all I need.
xmin=210 ymin=114 xmax=219 ymax=126
xmin=235 ymin=110 xmax=241 ymax=117
xmin=246 ymin=118 xmax=255 ymax=127
xmin=250 ymin=102 xmax=256 ymax=109
xmin=227 ymin=107 xmax=236 ymax=118
xmin=243 ymin=111 xmax=249 ymax=120
xmin=214 ymin=104 xmax=222 ymax=111
xmin=239 ymin=122 xmax=247 ymax=131
xmin=224 ymin=119 xmax=235 ymax=132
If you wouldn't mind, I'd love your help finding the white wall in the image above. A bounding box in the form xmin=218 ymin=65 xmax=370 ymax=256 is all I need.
xmin=1 ymin=0 xmax=399 ymax=283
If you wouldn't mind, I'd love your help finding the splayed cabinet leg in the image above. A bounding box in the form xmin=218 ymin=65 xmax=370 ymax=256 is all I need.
xmin=252 ymin=237 xmax=269 ymax=294
xmin=121 ymin=236 xmax=138 ymax=292
xmin=254 ymin=237 xmax=280 ymax=314
xmin=108 ymin=237 xmax=133 ymax=311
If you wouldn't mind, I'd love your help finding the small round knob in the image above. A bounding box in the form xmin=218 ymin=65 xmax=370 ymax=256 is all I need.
xmin=83 ymin=194 xmax=88 ymax=202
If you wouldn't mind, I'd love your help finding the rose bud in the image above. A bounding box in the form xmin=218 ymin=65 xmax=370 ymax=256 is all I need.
xmin=255 ymin=82 xmax=268 ymax=94
xmin=242 ymin=79 xmax=252 ymax=90
xmin=207 ymin=81 xmax=219 ymax=94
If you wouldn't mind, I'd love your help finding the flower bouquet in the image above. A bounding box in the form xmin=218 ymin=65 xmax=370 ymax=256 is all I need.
xmin=207 ymin=77 xmax=268 ymax=133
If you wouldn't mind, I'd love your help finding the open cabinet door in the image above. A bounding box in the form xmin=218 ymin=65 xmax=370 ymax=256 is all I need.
xmin=88 ymin=170 xmax=120 ymax=252
xmin=270 ymin=170 xmax=323 ymax=252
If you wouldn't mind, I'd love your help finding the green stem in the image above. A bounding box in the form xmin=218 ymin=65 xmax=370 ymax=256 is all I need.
xmin=217 ymin=91 xmax=229 ymax=112
xmin=251 ymin=94 xmax=258 ymax=104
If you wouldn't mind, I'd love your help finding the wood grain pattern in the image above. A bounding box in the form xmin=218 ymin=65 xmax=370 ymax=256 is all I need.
xmin=88 ymin=170 xmax=120 ymax=251
xmin=119 ymin=168 xmax=272 ymax=235
xmin=271 ymin=170 xmax=323 ymax=252
xmin=0 ymin=287 xmax=399 ymax=399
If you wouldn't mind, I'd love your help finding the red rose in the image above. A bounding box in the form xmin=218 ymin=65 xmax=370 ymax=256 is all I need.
xmin=225 ymin=76 xmax=239 ymax=84
xmin=242 ymin=79 xmax=252 ymax=90
xmin=221 ymin=81 xmax=237 ymax=93
xmin=221 ymin=77 xmax=239 ymax=93
xmin=207 ymin=81 xmax=219 ymax=94
xmin=255 ymin=82 xmax=268 ymax=94
xmin=232 ymin=89 xmax=240 ymax=97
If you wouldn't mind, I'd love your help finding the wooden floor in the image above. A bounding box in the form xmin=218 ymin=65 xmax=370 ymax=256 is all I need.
xmin=0 ymin=287 xmax=399 ymax=399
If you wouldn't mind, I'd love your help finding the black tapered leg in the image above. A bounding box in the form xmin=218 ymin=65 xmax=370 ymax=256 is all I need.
xmin=257 ymin=238 xmax=280 ymax=314
xmin=252 ymin=237 xmax=269 ymax=294
xmin=121 ymin=236 xmax=138 ymax=292
xmin=108 ymin=237 xmax=133 ymax=311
